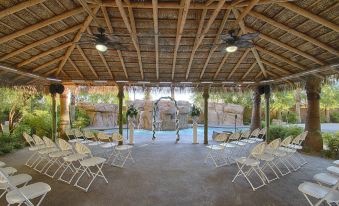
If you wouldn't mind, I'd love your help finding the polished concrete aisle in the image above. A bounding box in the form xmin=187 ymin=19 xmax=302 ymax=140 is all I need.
xmin=0 ymin=138 xmax=332 ymax=206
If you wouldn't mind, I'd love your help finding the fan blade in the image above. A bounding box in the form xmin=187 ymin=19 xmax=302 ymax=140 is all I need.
xmin=235 ymin=40 xmax=254 ymax=48
xmin=80 ymin=32 xmax=96 ymax=38
xmin=239 ymin=32 xmax=259 ymax=40
xmin=220 ymin=34 xmax=234 ymax=41
xmin=75 ymin=41 xmax=95 ymax=45
xmin=107 ymin=42 xmax=127 ymax=50
xmin=107 ymin=35 xmax=121 ymax=43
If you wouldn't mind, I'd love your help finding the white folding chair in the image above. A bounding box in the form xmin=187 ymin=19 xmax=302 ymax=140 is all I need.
xmin=110 ymin=133 xmax=135 ymax=168
xmin=232 ymin=142 xmax=267 ymax=191
xmin=278 ymin=136 xmax=300 ymax=171
xmin=313 ymin=172 xmax=339 ymax=189
xmin=44 ymin=139 xmax=74 ymax=178
xmin=334 ymin=160 xmax=339 ymax=167
xmin=265 ymin=138 xmax=292 ymax=176
xmin=33 ymin=137 xmax=59 ymax=173
xmin=204 ymin=133 xmax=229 ymax=167
xmin=74 ymin=142 xmax=108 ymax=192
xmin=220 ymin=132 xmax=242 ymax=160
xmin=97 ymin=132 xmax=116 ymax=160
xmin=0 ymin=169 xmax=51 ymax=206
xmin=0 ymin=161 xmax=17 ymax=176
xmin=298 ymin=181 xmax=339 ymax=206
xmin=0 ymin=171 xmax=32 ymax=199
xmin=288 ymin=131 xmax=308 ymax=167
xmin=65 ymin=129 xmax=78 ymax=143
xmin=249 ymin=128 xmax=261 ymax=142
xmin=257 ymin=128 xmax=267 ymax=142
xmin=23 ymin=133 xmax=45 ymax=167
xmin=85 ymin=130 xmax=102 ymax=146
xmin=230 ymin=132 xmax=249 ymax=157
xmin=239 ymin=130 xmax=253 ymax=144
xmin=0 ymin=161 xmax=5 ymax=167
xmin=327 ymin=166 xmax=339 ymax=177
xmin=257 ymin=139 xmax=280 ymax=183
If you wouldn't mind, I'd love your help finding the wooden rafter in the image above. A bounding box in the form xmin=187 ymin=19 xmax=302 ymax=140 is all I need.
xmin=232 ymin=9 xmax=268 ymax=78
xmin=248 ymin=10 xmax=339 ymax=57
xmin=98 ymin=52 xmax=114 ymax=80
xmin=241 ymin=62 xmax=257 ymax=80
xmin=77 ymin=0 xmax=101 ymax=26
xmin=55 ymin=7 xmax=100 ymax=76
xmin=261 ymin=59 xmax=291 ymax=74
xmin=0 ymin=25 xmax=81 ymax=61
xmin=227 ymin=49 xmax=250 ymax=79
xmin=233 ymin=0 xmax=259 ymax=26
xmin=76 ymin=45 xmax=99 ymax=79
xmin=115 ymin=0 xmax=144 ymax=79
xmin=101 ymin=6 xmax=128 ymax=79
xmin=199 ymin=9 xmax=231 ymax=79
xmin=152 ymin=0 xmax=159 ymax=79
xmin=278 ymin=2 xmax=339 ymax=32
xmin=0 ymin=0 xmax=46 ymax=19
xmin=213 ymin=53 xmax=230 ymax=79
xmin=17 ymin=42 xmax=72 ymax=68
xmin=185 ymin=0 xmax=225 ymax=79
xmin=32 ymin=57 xmax=63 ymax=72
xmin=171 ymin=0 xmax=191 ymax=80
xmin=68 ymin=58 xmax=85 ymax=79
xmin=0 ymin=7 xmax=87 ymax=44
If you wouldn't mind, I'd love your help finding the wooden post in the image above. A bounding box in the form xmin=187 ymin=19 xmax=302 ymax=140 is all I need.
xmin=264 ymin=86 xmax=271 ymax=141
xmin=171 ymin=86 xmax=175 ymax=99
xmin=203 ymin=86 xmax=209 ymax=144
xmin=59 ymin=91 xmax=70 ymax=137
xmin=250 ymin=86 xmax=261 ymax=131
xmin=51 ymin=93 xmax=57 ymax=141
xmin=117 ymin=84 xmax=124 ymax=145
xmin=295 ymin=88 xmax=302 ymax=123
xmin=304 ymin=77 xmax=323 ymax=152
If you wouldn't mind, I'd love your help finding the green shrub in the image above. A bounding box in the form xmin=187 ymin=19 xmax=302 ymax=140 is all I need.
xmin=324 ymin=132 xmax=339 ymax=159
xmin=22 ymin=110 xmax=51 ymax=137
xmin=73 ymin=107 xmax=90 ymax=128
xmin=330 ymin=112 xmax=339 ymax=123
xmin=268 ymin=125 xmax=303 ymax=141
xmin=285 ymin=112 xmax=297 ymax=124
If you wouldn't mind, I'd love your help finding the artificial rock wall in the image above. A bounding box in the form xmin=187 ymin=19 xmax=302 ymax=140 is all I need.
xmin=207 ymin=102 xmax=244 ymax=126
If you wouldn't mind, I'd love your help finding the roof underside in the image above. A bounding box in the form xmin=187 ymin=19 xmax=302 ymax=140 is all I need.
xmin=0 ymin=0 xmax=338 ymax=88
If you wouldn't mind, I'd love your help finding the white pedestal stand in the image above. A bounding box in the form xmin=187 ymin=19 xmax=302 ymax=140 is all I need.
xmin=193 ymin=118 xmax=198 ymax=144
xmin=129 ymin=118 xmax=135 ymax=145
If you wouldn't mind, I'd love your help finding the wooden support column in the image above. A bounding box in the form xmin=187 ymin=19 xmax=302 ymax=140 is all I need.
xmin=171 ymin=86 xmax=175 ymax=99
xmin=51 ymin=93 xmax=57 ymax=141
xmin=264 ymin=86 xmax=271 ymax=141
xmin=295 ymin=88 xmax=302 ymax=123
xmin=203 ymin=86 xmax=209 ymax=144
xmin=59 ymin=90 xmax=70 ymax=137
xmin=250 ymin=86 xmax=261 ymax=131
xmin=304 ymin=77 xmax=323 ymax=152
xmin=117 ymin=84 xmax=124 ymax=145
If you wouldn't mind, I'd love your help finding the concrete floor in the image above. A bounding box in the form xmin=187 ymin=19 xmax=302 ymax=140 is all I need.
xmin=0 ymin=135 xmax=334 ymax=206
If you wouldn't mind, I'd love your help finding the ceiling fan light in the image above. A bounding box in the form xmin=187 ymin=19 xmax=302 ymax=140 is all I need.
xmin=225 ymin=45 xmax=238 ymax=53
xmin=95 ymin=43 xmax=107 ymax=52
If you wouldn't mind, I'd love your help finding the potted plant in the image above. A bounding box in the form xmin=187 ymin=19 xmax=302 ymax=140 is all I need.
xmin=190 ymin=104 xmax=201 ymax=123
xmin=126 ymin=105 xmax=138 ymax=121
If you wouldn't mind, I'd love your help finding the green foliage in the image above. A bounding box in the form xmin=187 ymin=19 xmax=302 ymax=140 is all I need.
xmin=271 ymin=91 xmax=295 ymax=119
xmin=72 ymin=107 xmax=90 ymax=128
xmin=126 ymin=105 xmax=138 ymax=118
xmin=22 ymin=110 xmax=52 ymax=137
xmin=320 ymin=84 xmax=339 ymax=110
xmin=323 ymin=132 xmax=339 ymax=159
xmin=330 ymin=112 xmax=339 ymax=123
xmin=284 ymin=112 xmax=297 ymax=124
xmin=268 ymin=125 xmax=303 ymax=141
xmin=78 ymin=92 xmax=120 ymax=104
xmin=190 ymin=104 xmax=201 ymax=117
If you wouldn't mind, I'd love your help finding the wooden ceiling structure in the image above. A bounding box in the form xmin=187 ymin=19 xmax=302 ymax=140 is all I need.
xmin=0 ymin=0 xmax=338 ymax=88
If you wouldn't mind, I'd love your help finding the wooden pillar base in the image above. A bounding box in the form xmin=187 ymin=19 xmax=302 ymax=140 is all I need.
xmin=250 ymin=86 xmax=262 ymax=131
xmin=203 ymin=86 xmax=209 ymax=145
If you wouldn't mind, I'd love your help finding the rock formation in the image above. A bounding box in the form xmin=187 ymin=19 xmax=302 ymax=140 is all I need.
xmin=207 ymin=102 xmax=244 ymax=126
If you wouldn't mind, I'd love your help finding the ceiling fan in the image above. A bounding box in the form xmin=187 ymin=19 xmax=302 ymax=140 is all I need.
xmin=77 ymin=27 xmax=126 ymax=52
xmin=218 ymin=30 xmax=259 ymax=53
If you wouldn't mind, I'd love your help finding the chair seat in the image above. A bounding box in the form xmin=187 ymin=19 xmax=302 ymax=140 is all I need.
xmin=116 ymin=145 xmax=133 ymax=150
xmin=6 ymin=182 xmax=51 ymax=204
xmin=49 ymin=150 xmax=72 ymax=158
xmin=278 ymin=147 xmax=295 ymax=153
xmin=81 ymin=140 xmax=93 ymax=144
xmin=298 ymin=182 xmax=339 ymax=202
xmin=232 ymin=141 xmax=247 ymax=146
xmin=327 ymin=166 xmax=339 ymax=176
xmin=250 ymin=138 xmax=263 ymax=142
xmin=219 ymin=143 xmax=236 ymax=148
xmin=68 ymin=139 xmax=81 ymax=143
xmin=0 ymin=174 xmax=32 ymax=189
xmin=100 ymin=142 xmax=116 ymax=149
xmin=235 ymin=157 xmax=260 ymax=167
xmin=80 ymin=157 xmax=106 ymax=167
xmin=257 ymin=153 xmax=274 ymax=161
xmin=28 ymin=145 xmax=46 ymax=151
xmin=38 ymin=147 xmax=59 ymax=155
xmin=334 ymin=160 xmax=339 ymax=167
xmin=88 ymin=141 xmax=103 ymax=146
xmin=63 ymin=154 xmax=87 ymax=162
xmin=0 ymin=167 xmax=17 ymax=175
xmin=313 ymin=173 xmax=339 ymax=186
xmin=206 ymin=145 xmax=224 ymax=150
xmin=241 ymin=139 xmax=256 ymax=144
xmin=0 ymin=161 xmax=5 ymax=167
xmin=288 ymin=144 xmax=302 ymax=150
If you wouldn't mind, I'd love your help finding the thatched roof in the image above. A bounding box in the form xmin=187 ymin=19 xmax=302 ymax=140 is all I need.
xmin=0 ymin=0 xmax=338 ymax=88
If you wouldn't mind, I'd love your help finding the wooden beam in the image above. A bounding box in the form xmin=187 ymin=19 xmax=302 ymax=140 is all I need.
xmin=55 ymin=7 xmax=100 ymax=76
xmin=17 ymin=42 xmax=72 ymax=68
xmin=171 ymin=0 xmax=191 ymax=80
xmin=246 ymin=26 xmax=326 ymax=65
xmin=78 ymin=0 xmax=101 ymax=26
xmin=32 ymin=57 xmax=63 ymax=72
xmin=101 ymin=6 xmax=128 ymax=79
xmin=233 ymin=0 xmax=259 ymax=26
xmin=0 ymin=7 xmax=86 ymax=44
xmin=261 ymin=59 xmax=291 ymax=74
xmin=0 ymin=0 xmax=46 ymax=19
xmin=213 ymin=53 xmax=230 ymax=79
xmin=0 ymin=64 xmax=54 ymax=82
xmin=185 ymin=0 xmax=225 ymax=79
xmin=200 ymin=9 xmax=231 ymax=79
xmin=152 ymin=0 xmax=159 ymax=79
xmin=232 ymin=9 xmax=268 ymax=78
xmin=248 ymin=10 xmax=339 ymax=57
xmin=241 ymin=62 xmax=257 ymax=80
xmin=278 ymin=2 xmax=339 ymax=32
xmin=227 ymin=49 xmax=250 ymax=79
xmin=76 ymin=45 xmax=99 ymax=79
xmin=0 ymin=25 xmax=81 ymax=61
xmin=98 ymin=52 xmax=114 ymax=80
xmin=68 ymin=58 xmax=85 ymax=79
xmin=115 ymin=0 xmax=144 ymax=79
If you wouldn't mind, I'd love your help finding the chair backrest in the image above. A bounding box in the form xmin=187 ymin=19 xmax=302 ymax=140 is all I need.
xmin=65 ymin=129 xmax=74 ymax=137
xmin=300 ymin=131 xmax=308 ymax=141
xmin=112 ymin=133 xmax=124 ymax=142
xmin=75 ymin=142 xmax=92 ymax=156
xmin=84 ymin=130 xmax=95 ymax=139
xmin=240 ymin=130 xmax=251 ymax=139
xmin=32 ymin=134 xmax=45 ymax=145
xmin=250 ymin=128 xmax=260 ymax=137
xmin=43 ymin=136 xmax=56 ymax=148
xmin=228 ymin=132 xmax=241 ymax=141
xmin=266 ymin=138 xmax=281 ymax=150
xmin=291 ymin=134 xmax=301 ymax=145
xmin=58 ymin=139 xmax=72 ymax=151
xmin=259 ymin=127 xmax=267 ymax=135
xmin=74 ymin=129 xmax=83 ymax=138
xmin=214 ymin=133 xmax=228 ymax=142
xmin=97 ymin=132 xmax=111 ymax=141
xmin=251 ymin=142 xmax=266 ymax=158
xmin=23 ymin=132 xmax=34 ymax=146
xmin=280 ymin=136 xmax=293 ymax=147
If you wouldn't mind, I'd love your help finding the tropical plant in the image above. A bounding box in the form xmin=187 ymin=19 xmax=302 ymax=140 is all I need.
xmin=330 ymin=111 xmax=339 ymax=123
xmin=190 ymin=104 xmax=201 ymax=117
xmin=320 ymin=84 xmax=339 ymax=123
xmin=72 ymin=107 xmax=90 ymax=128
xmin=270 ymin=91 xmax=295 ymax=120
xmin=268 ymin=125 xmax=303 ymax=141
xmin=126 ymin=105 xmax=138 ymax=118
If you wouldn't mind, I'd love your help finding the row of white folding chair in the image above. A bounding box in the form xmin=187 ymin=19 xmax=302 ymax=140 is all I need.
xmin=65 ymin=128 xmax=95 ymax=144
xmin=298 ymin=160 xmax=339 ymax=206
xmin=0 ymin=161 xmax=51 ymax=206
